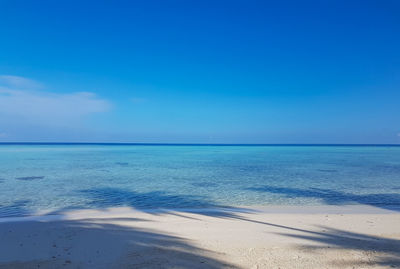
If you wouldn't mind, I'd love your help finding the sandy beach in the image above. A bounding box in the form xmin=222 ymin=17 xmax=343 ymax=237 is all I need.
xmin=0 ymin=205 xmax=399 ymax=269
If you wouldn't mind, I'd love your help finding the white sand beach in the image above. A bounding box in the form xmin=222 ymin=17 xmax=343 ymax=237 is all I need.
xmin=0 ymin=205 xmax=399 ymax=269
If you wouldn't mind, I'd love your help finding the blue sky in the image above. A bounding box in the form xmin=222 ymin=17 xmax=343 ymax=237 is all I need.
xmin=0 ymin=0 xmax=399 ymax=143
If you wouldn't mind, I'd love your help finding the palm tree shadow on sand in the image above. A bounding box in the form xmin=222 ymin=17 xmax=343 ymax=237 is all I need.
xmin=2 ymin=187 xmax=400 ymax=268
xmin=74 ymin=187 xmax=400 ymax=267
xmin=0 ymin=218 xmax=236 ymax=269
xmin=242 ymin=185 xmax=400 ymax=267
xmin=0 ymin=188 xmax=246 ymax=268
xmin=273 ymin=223 xmax=400 ymax=268
xmin=0 ymin=188 xmax=249 ymax=268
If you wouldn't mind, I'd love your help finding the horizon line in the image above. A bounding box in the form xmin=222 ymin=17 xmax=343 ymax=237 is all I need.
xmin=0 ymin=142 xmax=399 ymax=147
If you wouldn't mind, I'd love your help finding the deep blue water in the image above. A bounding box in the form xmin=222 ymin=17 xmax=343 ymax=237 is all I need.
xmin=0 ymin=144 xmax=400 ymax=217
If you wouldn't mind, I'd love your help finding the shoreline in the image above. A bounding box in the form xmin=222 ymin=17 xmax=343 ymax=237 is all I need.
xmin=0 ymin=204 xmax=399 ymax=223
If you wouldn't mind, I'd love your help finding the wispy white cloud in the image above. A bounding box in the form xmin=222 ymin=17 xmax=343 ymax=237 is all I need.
xmin=0 ymin=75 xmax=111 ymax=129
xmin=0 ymin=75 xmax=44 ymax=90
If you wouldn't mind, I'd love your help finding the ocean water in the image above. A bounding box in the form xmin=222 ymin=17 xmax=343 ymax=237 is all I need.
xmin=0 ymin=144 xmax=400 ymax=217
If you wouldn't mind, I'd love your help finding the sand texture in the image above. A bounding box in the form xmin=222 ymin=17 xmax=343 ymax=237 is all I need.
xmin=0 ymin=205 xmax=399 ymax=269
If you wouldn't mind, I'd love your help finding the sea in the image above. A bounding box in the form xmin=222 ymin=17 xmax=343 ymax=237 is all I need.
xmin=0 ymin=143 xmax=400 ymax=217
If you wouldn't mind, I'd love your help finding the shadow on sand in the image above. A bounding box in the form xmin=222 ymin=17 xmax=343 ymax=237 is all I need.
xmin=1 ymin=187 xmax=400 ymax=268
xmin=0 ymin=217 xmax=235 ymax=269
xmin=270 ymin=222 xmax=400 ymax=268
xmin=76 ymin=187 xmax=400 ymax=267
xmin=288 ymin=226 xmax=400 ymax=267
xmin=240 ymin=185 xmax=400 ymax=267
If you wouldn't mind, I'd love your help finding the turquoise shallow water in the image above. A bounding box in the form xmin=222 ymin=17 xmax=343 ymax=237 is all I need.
xmin=0 ymin=144 xmax=400 ymax=217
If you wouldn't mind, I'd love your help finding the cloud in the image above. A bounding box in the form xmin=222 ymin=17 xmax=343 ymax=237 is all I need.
xmin=0 ymin=76 xmax=111 ymax=129
xmin=0 ymin=75 xmax=44 ymax=90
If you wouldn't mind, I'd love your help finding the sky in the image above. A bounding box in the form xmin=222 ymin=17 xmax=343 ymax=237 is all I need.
xmin=0 ymin=0 xmax=399 ymax=143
